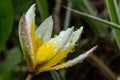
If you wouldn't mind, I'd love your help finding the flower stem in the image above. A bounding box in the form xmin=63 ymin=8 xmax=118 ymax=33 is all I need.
xmin=26 ymin=74 xmax=33 ymax=80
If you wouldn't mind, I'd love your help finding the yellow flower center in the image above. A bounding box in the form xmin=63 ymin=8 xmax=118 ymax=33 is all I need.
xmin=34 ymin=41 xmax=57 ymax=66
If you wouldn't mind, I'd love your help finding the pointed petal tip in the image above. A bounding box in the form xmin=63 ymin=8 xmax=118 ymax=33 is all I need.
xmin=47 ymin=46 xmax=98 ymax=71
xmin=35 ymin=15 xmax=54 ymax=42
xmin=71 ymin=26 xmax=74 ymax=29
xmin=70 ymin=26 xmax=83 ymax=45
xmin=26 ymin=4 xmax=36 ymax=15
xmin=90 ymin=45 xmax=98 ymax=53
xmin=71 ymin=45 xmax=97 ymax=64
xmin=47 ymin=15 xmax=53 ymax=25
xmin=77 ymin=26 xmax=84 ymax=34
xmin=80 ymin=26 xmax=83 ymax=29
xmin=25 ymin=3 xmax=36 ymax=32
xmin=30 ymin=3 xmax=36 ymax=9
xmin=92 ymin=45 xmax=98 ymax=50
xmin=60 ymin=26 xmax=74 ymax=35
xmin=83 ymin=45 xmax=98 ymax=56
xmin=80 ymin=26 xmax=83 ymax=31
xmin=49 ymin=15 xmax=53 ymax=20
xmin=32 ymin=3 xmax=36 ymax=7
xmin=68 ymin=26 xmax=74 ymax=32
xmin=25 ymin=3 xmax=36 ymax=19
xmin=28 ymin=4 xmax=36 ymax=11
xmin=45 ymin=15 xmax=53 ymax=21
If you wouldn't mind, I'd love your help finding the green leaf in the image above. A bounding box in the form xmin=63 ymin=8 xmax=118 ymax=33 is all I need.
xmin=50 ymin=71 xmax=61 ymax=80
xmin=12 ymin=0 xmax=33 ymax=20
xmin=59 ymin=69 xmax=66 ymax=80
xmin=64 ymin=0 xmax=72 ymax=29
xmin=0 ymin=47 xmax=22 ymax=80
xmin=64 ymin=7 xmax=120 ymax=30
xmin=72 ymin=0 xmax=112 ymax=37
xmin=73 ymin=0 xmax=97 ymax=15
xmin=35 ymin=0 xmax=49 ymax=21
xmin=0 ymin=0 xmax=13 ymax=52
xmin=106 ymin=0 xmax=120 ymax=49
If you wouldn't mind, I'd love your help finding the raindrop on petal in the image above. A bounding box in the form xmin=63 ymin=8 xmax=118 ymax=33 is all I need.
xmin=70 ymin=47 xmax=75 ymax=53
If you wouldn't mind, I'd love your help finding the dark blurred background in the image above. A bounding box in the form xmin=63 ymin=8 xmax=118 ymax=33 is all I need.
xmin=0 ymin=0 xmax=120 ymax=80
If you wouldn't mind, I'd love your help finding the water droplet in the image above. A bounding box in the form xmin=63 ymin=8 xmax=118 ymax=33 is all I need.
xmin=55 ymin=67 xmax=59 ymax=70
xmin=70 ymin=47 xmax=75 ymax=53
xmin=75 ymin=41 xmax=79 ymax=46
xmin=55 ymin=49 xmax=58 ymax=52
xmin=54 ymin=34 xmax=57 ymax=37
xmin=64 ymin=43 xmax=70 ymax=48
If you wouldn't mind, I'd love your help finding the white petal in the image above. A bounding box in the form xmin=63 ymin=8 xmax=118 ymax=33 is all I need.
xmin=25 ymin=4 xmax=36 ymax=33
xmin=52 ymin=27 xmax=74 ymax=49
xmin=35 ymin=16 xmax=53 ymax=42
xmin=48 ymin=46 xmax=97 ymax=71
xmin=63 ymin=26 xmax=83 ymax=49
xmin=71 ymin=26 xmax=83 ymax=44
xmin=19 ymin=16 xmax=34 ymax=65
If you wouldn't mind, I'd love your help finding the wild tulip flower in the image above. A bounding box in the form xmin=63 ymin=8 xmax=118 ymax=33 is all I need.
xmin=19 ymin=4 xmax=97 ymax=77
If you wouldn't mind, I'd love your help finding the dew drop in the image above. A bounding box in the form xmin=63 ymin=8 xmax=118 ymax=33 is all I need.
xmin=55 ymin=67 xmax=59 ymax=70
xmin=75 ymin=41 xmax=79 ymax=46
xmin=55 ymin=49 xmax=58 ymax=52
xmin=70 ymin=47 xmax=75 ymax=53
xmin=54 ymin=34 xmax=57 ymax=37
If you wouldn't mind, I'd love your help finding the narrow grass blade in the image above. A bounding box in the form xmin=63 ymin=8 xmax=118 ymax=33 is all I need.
xmin=106 ymin=0 xmax=120 ymax=49
xmin=50 ymin=71 xmax=61 ymax=80
xmin=73 ymin=0 xmax=109 ymax=37
xmin=73 ymin=0 xmax=97 ymax=16
xmin=35 ymin=0 xmax=49 ymax=21
xmin=64 ymin=7 xmax=120 ymax=30
xmin=59 ymin=69 xmax=66 ymax=80
xmin=64 ymin=0 xmax=72 ymax=29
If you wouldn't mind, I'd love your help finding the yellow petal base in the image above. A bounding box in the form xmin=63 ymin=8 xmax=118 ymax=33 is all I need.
xmin=34 ymin=41 xmax=56 ymax=66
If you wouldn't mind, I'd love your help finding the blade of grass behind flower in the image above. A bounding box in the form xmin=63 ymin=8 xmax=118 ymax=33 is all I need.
xmin=73 ymin=0 xmax=97 ymax=16
xmin=72 ymin=0 xmax=112 ymax=38
xmin=106 ymin=0 xmax=120 ymax=49
xmin=64 ymin=0 xmax=72 ymax=29
xmin=35 ymin=0 xmax=49 ymax=21
xmin=64 ymin=7 xmax=120 ymax=30
xmin=50 ymin=71 xmax=61 ymax=80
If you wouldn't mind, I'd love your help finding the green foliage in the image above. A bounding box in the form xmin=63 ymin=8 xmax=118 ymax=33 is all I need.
xmin=65 ymin=7 xmax=120 ymax=30
xmin=0 ymin=47 xmax=22 ymax=80
xmin=35 ymin=0 xmax=49 ymax=21
xmin=12 ymin=0 xmax=33 ymax=20
xmin=64 ymin=0 xmax=72 ymax=29
xmin=50 ymin=71 xmax=61 ymax=80
xmin=106 ymin=0 xmax=120 ymax=49
xmin=73 ymin=0 xmax=107 ymax=37
xmin=0 ymin=0 xmax=13 ymax=52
